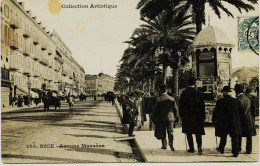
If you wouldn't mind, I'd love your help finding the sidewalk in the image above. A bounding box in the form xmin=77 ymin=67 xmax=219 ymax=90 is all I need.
xmin=1 ymin=103 xmax=44 ymax=113
xmin=114 ymin=101 xmax=259 ymax=162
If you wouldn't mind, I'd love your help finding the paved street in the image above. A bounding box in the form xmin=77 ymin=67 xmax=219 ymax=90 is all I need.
xmin=1 ymin=99 xmax=142 ymax=163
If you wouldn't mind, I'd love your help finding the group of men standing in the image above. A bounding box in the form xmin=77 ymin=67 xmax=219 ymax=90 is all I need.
xmin=121 ymin=77 xmax=257 ymax=157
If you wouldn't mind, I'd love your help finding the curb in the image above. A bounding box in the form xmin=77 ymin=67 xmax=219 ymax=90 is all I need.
xmin=114 ymin=101 xmax=148 ymax=162
xmin=114 ymin=101 xmax=128 ymax=132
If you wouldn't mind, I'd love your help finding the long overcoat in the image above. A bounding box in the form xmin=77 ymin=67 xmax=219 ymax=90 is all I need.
xmin=237 ymin=94 xmax=256 ymax=137
xmin=122 ymin=98 xmax=138 ymax=125
xmin=212 ymin=95 xmax=242 ymax=137
xmin=179 ymin=87 xmax=205 ymax=135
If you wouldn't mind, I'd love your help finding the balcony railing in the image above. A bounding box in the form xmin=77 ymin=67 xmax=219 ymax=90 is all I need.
xmin=54 ymin=54 xmax=64 ymax=64
xmin=33 ymin=36 xmax=39 ymax=45
xmin=10 ymin=40 xmax=19 ymax=50
xmin=23 ymin=48 xmax=30 ymax=56
xmin=33 ymin=71 xmax=40 ymax=77
xmin=23 ymin=29 xmax=30 ymax=38
xmin=39 ymin=57 xmax=49 ymax=66
xmin=10 ymin=17 xmax=20 ymax=29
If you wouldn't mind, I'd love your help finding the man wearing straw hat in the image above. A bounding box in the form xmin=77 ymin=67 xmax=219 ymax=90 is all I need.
xmin=212 ymin=86 xmax=242 ymax=157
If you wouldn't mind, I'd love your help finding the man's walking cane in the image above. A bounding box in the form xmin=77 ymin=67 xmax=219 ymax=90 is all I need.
xmin=216 ymin=136 xmax=219 ymax=154
xmin=185 ymin=134 xmax=188 ymax=151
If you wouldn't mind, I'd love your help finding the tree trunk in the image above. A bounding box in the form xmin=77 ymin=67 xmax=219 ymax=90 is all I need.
xmin=172 ymin=65 xmax=179 ymax=95
xmin=193 ymin=2 xmax=204 ymax=34
xmin=147 ymin=79 xmax=150 ymax=92
xmin=196 ymin=20 xmax=202 ymax=34
xmin=162 ymin=64 xmax=167 ymax=85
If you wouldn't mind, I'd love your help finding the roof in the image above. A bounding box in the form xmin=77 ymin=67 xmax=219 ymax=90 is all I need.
xmin=193 ymin=26 xmax=233 ymax=46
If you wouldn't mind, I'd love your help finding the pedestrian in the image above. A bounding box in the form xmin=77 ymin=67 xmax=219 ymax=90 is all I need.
xmin=153 ymin=84 xmax=179 ymax=151
xmin=179 ymin=77 xmax=205 ymax=155
xmin=234 ymin=84 xmax=256 ymax=154
xmin=68 ymin=94 xmax=76 ymax=116
xmin=17 ymin=95 xmax=22 ymax=107
xmin=212 ymin=86 xmax=242 ymax=157
xmin=12 ymin=96 xmax=17 ymax=107
xmin=147 ymin=91 xmax=157 ymax=130
xmin=125 ymin=92 xmax=138 ymax=137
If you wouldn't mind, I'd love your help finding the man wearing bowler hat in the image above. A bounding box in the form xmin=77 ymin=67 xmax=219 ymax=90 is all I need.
xmin=212 ymin=86 xmax=242 ymax=157
xmin=234 ymin=84 xmax=256 ymax=154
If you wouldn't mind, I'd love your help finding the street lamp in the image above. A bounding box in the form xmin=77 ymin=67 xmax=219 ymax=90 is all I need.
xmin=27 ymin=77 xmax=31 ymax=107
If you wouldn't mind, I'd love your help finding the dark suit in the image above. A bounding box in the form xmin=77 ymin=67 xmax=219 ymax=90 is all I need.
xmin=212 ymin=95 xmax=242 ymax=156
xmin=154 ymin=93 xmax=178 ymax=148
xmin=179 ymin=87 xmax=205 ymax=150
xmin=125 ymin=98 xmax=138 ymax=136
xmin=237 ymin=93 xmax=256 ymax=153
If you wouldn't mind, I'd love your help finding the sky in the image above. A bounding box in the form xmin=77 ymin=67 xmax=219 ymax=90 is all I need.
xmin=20 ymin=0 xmax=259 ymax=77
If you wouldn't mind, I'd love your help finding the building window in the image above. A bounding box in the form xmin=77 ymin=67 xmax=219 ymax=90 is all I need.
xmin=6 ymin=57 xmax=8 ymax=62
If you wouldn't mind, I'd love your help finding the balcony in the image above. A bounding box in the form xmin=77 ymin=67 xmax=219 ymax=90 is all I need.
xmin=54 ymin=54 xmax=64 ymax=64
xmin=9 ymin=61 xmax=19 ymax=70
xmin=39 ymin=57 xmax=49 ymax=66
xmin=69 ymin=73 xmax=73 ymax=79
xmin=23 ymin=29 xmax=30 ymax=38
xmin=33 ymin=71 xmax=40 ymax=77
xmin=10 ymin=17 xmax=20 ymax=29
xmin=62 ymin=70 xmax=68 ymax=76
xmin=23 ymin=48 xmax=30 ymax=56
xmin=33 ymin=53 xmax=40 ymax=61
xmin=54 ymin=65 xmax=59 ymax=72
xmin=48 ymin=49 xmax=53 ymax=55
xmin=10 ymin=40 xmax=19 ymax=50
xmin=33 ymin=36 xmax=39 ymax=45
xmin=23 ymin=67 xmax=32 ymax=75
xmin=41 ymin=44 xmax=47 ymax=50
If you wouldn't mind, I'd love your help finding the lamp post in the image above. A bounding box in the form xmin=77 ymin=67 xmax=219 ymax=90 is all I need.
xmin=27 ymin=77 xmax=31 ymax=107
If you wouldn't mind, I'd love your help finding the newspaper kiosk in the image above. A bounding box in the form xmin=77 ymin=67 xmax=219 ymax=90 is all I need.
xmin=190 ymin=26 xmax=235 ymax=123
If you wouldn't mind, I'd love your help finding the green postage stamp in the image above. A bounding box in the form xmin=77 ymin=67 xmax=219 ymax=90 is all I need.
xmin=237 ymin=16 xmax=259 ymax=53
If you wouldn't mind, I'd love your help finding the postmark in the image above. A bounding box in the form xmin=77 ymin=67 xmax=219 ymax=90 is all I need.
xmin=237 ymin=16 xmax=259 ymax=54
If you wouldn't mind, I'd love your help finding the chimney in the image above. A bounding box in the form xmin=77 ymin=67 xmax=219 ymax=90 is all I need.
xmin=27 ymin=10 xmax=32 ymax=17
xmin=38 ymin=22 xmax=42 ymax=28
xmin=18 ymin=2 xmax=24 ymax=8
xmin=32 ymin=16 xmax=37 ymax=22
xmin=43 ymin=26 xmax=47 ymax=32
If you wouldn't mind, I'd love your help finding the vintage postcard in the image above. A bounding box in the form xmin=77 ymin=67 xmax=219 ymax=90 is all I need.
xmin=1 ymin=0 xmax=259 ymax=165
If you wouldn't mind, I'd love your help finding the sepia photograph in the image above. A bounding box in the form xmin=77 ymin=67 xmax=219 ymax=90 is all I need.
xmin=0 ymin=0 xmax=259 ymax=165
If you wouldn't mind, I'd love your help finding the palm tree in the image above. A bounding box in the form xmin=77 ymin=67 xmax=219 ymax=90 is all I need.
xmin=137 ymin=0 xmax=257 ymax=33
xmin=137 ymin=8 xmax=195 ymax=92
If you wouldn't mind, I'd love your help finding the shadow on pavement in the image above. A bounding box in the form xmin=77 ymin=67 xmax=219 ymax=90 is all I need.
xmin=1 ymin=154 xmax=98 ymax=163
xmin=64 ymin=134 xmax=113 ymax=139
xmin=65 ymin=147 xmax=135 ymax=160
xmin=2 ymin=112 xmax=69 ymax=122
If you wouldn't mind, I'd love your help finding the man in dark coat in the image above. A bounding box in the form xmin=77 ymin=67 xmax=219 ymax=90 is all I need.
xmin=125 ymin=92 xmax=138 ymax=137
xmin=179 ymin=77 xmax=205 ymax=155
xmin=212 ymin=86 xmax=242 ymax=157
xmin=147 ymin=91 xmax=157 ymax=130
xmin=153 ymin=84 xmax=179 ymax=151
xmin=235 ymin=84 xmax=256 ymax=154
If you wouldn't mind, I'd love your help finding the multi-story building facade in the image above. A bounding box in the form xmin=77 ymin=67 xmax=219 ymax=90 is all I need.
xmin=1 ymin=0 xmax=85 ymax=108
xmin=85 ymin=73 xmax=115 ymax=95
